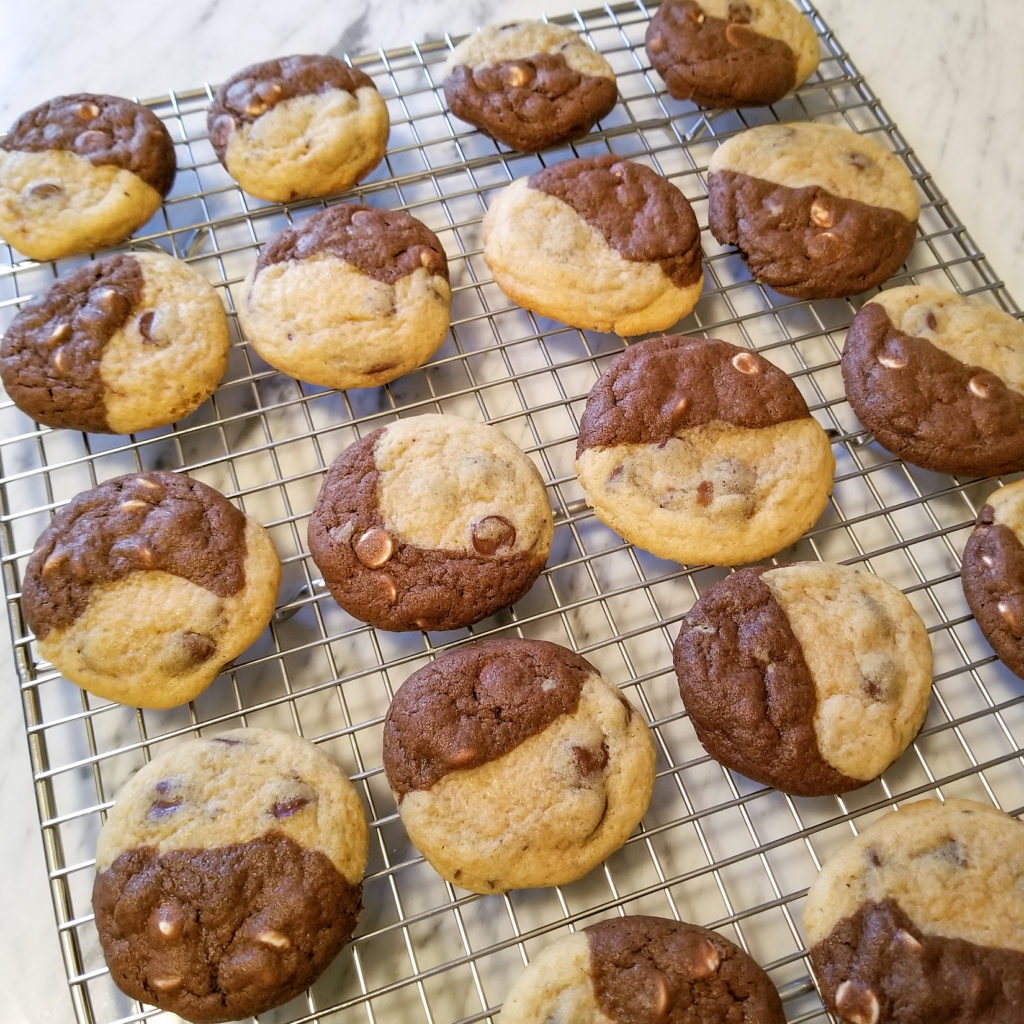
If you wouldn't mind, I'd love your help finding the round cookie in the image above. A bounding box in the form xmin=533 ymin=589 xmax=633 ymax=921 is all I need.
xmin=674 ymin=561 xmax=933 ymax=796
xmin=441 ymin=20 xmax=618 ymax=152
xmin=804 ymin=798 xmax=1024 ymax=1024
xmin=1 ymin=250 xmax=229 ymax=434
xmin=382 ymin=638 xmax=655 ymax=893
xmin=207 ymin=54 xmax=389 ymax=203
xmin=574 ymin=334 xmax=835 ymax=566
xmin=707 ymin=122 xmax=919 ymax=298
xmin=237 ymin=203 xmax=450 ymax=389
xmin=20 ymin=470 xmax=281 ymax=709
xmin=841 ymin=285 xmax=1024 ymax=477
xmin=645 ymin=0 xmax=820 ymax=108
xmin=307 ymin=413 xmax=553 ymax=632
xmin=92 ymin=727 xmax=368 ymax=1023
xmin=482 ymin=155 xmax=704 ymax=335
xmin=962 ymin=479 xmax=1024 ymax=680
xmin=501 ymin=915 xmax=785 ymax=1023
xmin=0 ymin=92 xmax=176 ymax=261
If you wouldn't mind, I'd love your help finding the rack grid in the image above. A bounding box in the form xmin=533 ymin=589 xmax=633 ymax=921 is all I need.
xmin=2 ymin=2 xmax=1022 ymax=1021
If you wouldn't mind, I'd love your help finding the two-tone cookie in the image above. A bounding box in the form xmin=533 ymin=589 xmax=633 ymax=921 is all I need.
xmin=92 ymin=727 xmax=368 ymax=1023
xmin=501 ymin=915 xmax=785 ymax=1023
xmin=707 ymin=122 xmax=919 ymax=298
xmin=841 ymin=286 xmax=1024 ymax=477
xmin=0 ymin=93 xmax=175 ymax=261
xmin=382 ymin=638 xmax=655 ymax=893
xmin=20 ymin=470 xmax=281 ymax=709
xmin=482 ymin=155 xmax=704 ymax=335
xmin=574 ymin=335 xmax=835 ymax=566
xmin=1 ymin=250 xmax=229 ymax=433
xmin=962 ymin=479 xmax=1024 ymax=680
xmin=207 ymin=54 xmax=389 ymax=202
xmin=645 ymin=0 xmax=819 ymax=108
xmin=441 ymin=21 xmax=617 ymax=152
xmin=674 ymin=562 xmax=933 ymax=796
xmin=308 ymin=414 xmax=553 ymax=631
xmin=237 ymin=203 xmax=450 ymax=390
xmin=804 ymin=798 xmax=1024 ymax=1024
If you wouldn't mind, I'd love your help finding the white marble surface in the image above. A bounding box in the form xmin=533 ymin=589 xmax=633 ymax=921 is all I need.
xmin=1 ymin=1 xmax=1022 ymax=1022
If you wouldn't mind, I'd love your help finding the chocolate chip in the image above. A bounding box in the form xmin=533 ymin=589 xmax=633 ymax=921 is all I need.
xmin=924 ymin=310 xmax=938 ymax=331
xmin=138 ymin=311 xmax=157 ymax=343
xmin=835 ymin=979 xmax=880 ymax=1024
xmin=697 ymin=480 xmax=714 ymax=507
xmin=848 ymin=151 xmax=873 ymax=170
xmin=29 ymin=182 xmax=63 ymax=199
xmin=730 ymin=350 xmax=761 ymax=375
xmin=147 ymin=797 xmax=183 ymax=818
xmin=470 ymin=515 xmax=517 ymax=555
xmin=179 ymin=631 xmax=216 ymax=665
xmin=728 ymin=1 xmax=754 ymax=22
xmin=572 ymin=741 xmax=609 ymax=778
xmin=271 ymin=794 xmax=312 ymax=818
xmin=353 ymin=527 xmax=394 ymax=568
xmin=725 ymin=22 xmax=757 ymax=46
xmin=688 ymin=936 xmax=721 ymax=979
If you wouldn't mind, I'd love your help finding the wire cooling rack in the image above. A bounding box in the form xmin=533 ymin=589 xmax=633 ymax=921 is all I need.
xmin=3 ymin=2 xmax=1023 ymax=1021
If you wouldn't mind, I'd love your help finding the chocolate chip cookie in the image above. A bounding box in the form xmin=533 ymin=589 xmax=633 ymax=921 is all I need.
xmin=645 ymin=0 xmax=820 ymax=108
xmin=441 ymin=20 xmax=617 ymax=151
xmin=207 ymin=54 xmax=389 ymax=202
xmin=804 ymin=798 xmax=1024 ymax=1024
xmin=574 ymin=334 xmax=835 ymax=566
xmin=1 ymin=250 xmax=229 ymax=433
xmin=841 ymin=285 xmax=1024 ymax=477
xmin=308 ymin=414 xmax=553 ymax=631
xmin=501 ymin=915 xmax=785 ymax=1023
xmin=482 ymin=154 xmax=704 ymax=335
xmin=0 ymin=92 xmax=175 ymax=260
xmin=20 ymin=470 xmax=281 ymax=708
xmin=237 ymin=203 xmax=450 ymax=390
xmin=382 ymin=638 xmax=655 ymax=892
xmin=962 ymin=478 xmax=1024 ymax=680
xmin=707 ymin=122 xmax=919 ymax=298
xmin=92 ymin=727 xmax=368 ymax=1023
xmin=674 ymin=561 xmax=933 ymax=795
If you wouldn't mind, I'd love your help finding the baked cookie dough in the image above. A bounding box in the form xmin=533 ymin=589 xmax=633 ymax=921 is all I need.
xmin=382 ymin=638 xmax=655 ymax=892
xmin=20 ymin=470 xmax=281 ymax=709
xmin=482 ymin=154 xmax=704 ymax=335
xmin=574 ymin=335 xmax=834 ymax=566
xmin=962 ymin=479 xmax=1024 ymax=680
xmin=92 ymin=727 xmax=368 ymax=1023
xmin=237 ymin=203 xmax=450 ymax=389
xmin=501 ymin=915 xmax=785 ymax=1023
xmin=0 ymin=92 xmax=175 ymax=261
xmin=207 ymin=54 xmax=389 ymax=202
xmin=804 ymin=798 xmax=1024 ymax=1024
xmin=441 ymin=20 xmax=617 ymax=151
xmin=308 ymin=414 xmax=553 ymax=631
xmin=674 ymin=561 xmax=933 ymax=796
xmin=645 ymin=0 xmax=819 ymax=108
xmin=841 ymin=285 xmax=1024 ymax=477
xmin=1 ymin=250 xmax=229 ymax=433
xmin=707 ymin=122 xmax=919 ymax=298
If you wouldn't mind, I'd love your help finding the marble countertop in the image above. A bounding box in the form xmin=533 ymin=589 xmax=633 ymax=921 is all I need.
xmin=1 ymin=1 xmax=1021 ymax=1021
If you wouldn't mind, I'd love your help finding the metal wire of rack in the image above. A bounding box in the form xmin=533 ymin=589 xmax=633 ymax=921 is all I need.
xmin=2 ymin=1 xmax=1023 ymax=1021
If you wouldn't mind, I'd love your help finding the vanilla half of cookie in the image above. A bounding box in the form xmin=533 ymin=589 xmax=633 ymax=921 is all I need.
xmin=92 ymin=727 xmax=368 ymax=1023
xmin=21 ymin=470 xmax=281 ymax=708
xmin=804 ymin=798 xmax=1024 ymax=1024
xmin=383 ymin=638 xmax=655 ymax=892
xmin=574 ymin=334 xmax=834 ymax=566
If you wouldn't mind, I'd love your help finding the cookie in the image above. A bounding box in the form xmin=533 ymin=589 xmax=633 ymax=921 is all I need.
xmin=707 ymin=122 xmax=919 ymax=298
xmin=482 ymin=154 xmax=704 ymax=335
xmin=307 ymin=413 xmax=553 ymax=631
xmin=207 ymin=54 xmax=389 ymax=203
xmin=674 ymin=561 xmax=933 ymax=796
xmin=441 ymin=20 xmax=617 ymax=152
xmin=574 ymin=334 xmax=834 ymax=566
xmin=1 ymin=250 xmax=229 ymax=433
xmin=237 ymin=203 xmax=450 ymax=389
xmin=645 ymin=0 xmax=819 ymax=108
xmin=804 ymin=798 xmax=1024 ymax=1024
xmin=92 ymin=727 xmax=368 ymax=1023
xmin=501 ymin=915 xmax=785 ymax=1023
xmin=841 ymin=286 xmax=1024 ymax=477
xmin=0 ymin=93 xmax=175 ymax=261
xmin=20 ymin=470 xmax=281 ymax=709
xmin=962 ymin=478 xmax=1024 ymax=680
xmin=382 ymin=638 xmax=655 ymax=892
